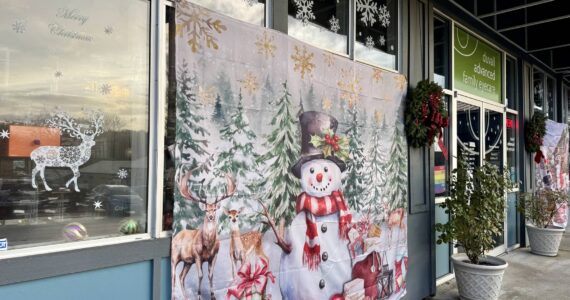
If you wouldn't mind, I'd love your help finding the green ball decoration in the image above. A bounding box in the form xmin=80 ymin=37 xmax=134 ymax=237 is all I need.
xmin=119 ymin=219 xmax=140 ymax=235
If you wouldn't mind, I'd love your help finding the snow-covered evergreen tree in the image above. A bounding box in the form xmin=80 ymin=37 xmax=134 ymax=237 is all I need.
xmin=362 ymin=116 xmax=387 ymax=221
xmin=213 ymin=93 xmax=224 ymax=125
xmin=386 ymin=122 xmax=408 ymax=210
xmin=211 ymin=91 xmax=262 ymax=232
xmin=343 ymin=104 xmax=367 ymax=211
xmin=257 ymin=82 xmax=301 ymax=227
xmin=173 ymin=61 xmax=211 ymax=234
xmin=215 ymin=70 xmax=234 ymax=123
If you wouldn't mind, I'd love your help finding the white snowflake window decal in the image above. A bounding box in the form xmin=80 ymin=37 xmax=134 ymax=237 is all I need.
xmin=378 ymin=4 xmax=391 ymax=28
xmin=11 ymin=19 xmax=26 ymax=34
xmin=329 ymin=15 xmax=340 ymax=33
xmin=379 ymin=35 xmax=386 ymax=46
xmin=356 ymin=0 xmax=378 ymax=27
xmin=100 ymin=83 xmax=112 ymax=95
xmin=0 ymin=129 xmax=9 ymax=140
xmin=365 ymin=36 xmax=375 ymax=49
xmin=293 ymin=0 xmax=316 ymax=26
xmin=117 ymin=168 xmax=129 ymax=179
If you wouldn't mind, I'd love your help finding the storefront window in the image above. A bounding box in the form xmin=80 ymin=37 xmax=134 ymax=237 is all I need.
xmin=485 ymin=109 xmax=503 ymax=170
xmin=506 ymin=113 xmax=518 ymax=184
xmin=191 ymin=0 xmax=266 ymax=27
xmin=547 ymin=76 xmax=555 ymax=120
xmin=457 ymin=102 xmax=481 ymax=170
xmin=533 ymin=70 xmax=544 ymax=112
xmin=434 ymin=95 xmax=450 ymax=197
xmin=354 ymin=0 xmax=398 ymax=69
xmin=288 ymin=0 xmax=349 ymax=54
xmin=0 ymin=0 xmax=150 ymax=249
xmin=433 ymin=16 xmax=450 ymax=89
xmin=506 ymin=57 xmax=516 ymax=110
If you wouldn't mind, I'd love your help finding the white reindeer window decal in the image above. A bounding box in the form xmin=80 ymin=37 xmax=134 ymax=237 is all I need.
xmin=31 ymin=111 xmax=105 ymax=192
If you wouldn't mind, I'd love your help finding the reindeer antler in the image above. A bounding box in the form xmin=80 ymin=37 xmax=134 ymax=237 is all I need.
xmin=47 ymin=112 xmax=84 ymax=139
xmin=255 ymin=198 xmax=292 ymax=254
xmin=176 ymin=167 xmax=208 ymax=205
xmin=210 ymin=173 xmax=236 ymax=205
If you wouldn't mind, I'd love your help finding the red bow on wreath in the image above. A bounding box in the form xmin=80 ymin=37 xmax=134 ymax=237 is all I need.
xmin=226 ymin=256 xmax=275 ymax=300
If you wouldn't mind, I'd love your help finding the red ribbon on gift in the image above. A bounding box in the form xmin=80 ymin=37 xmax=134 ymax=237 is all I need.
xmin=226 ymin=257 xmax=276 ymax=300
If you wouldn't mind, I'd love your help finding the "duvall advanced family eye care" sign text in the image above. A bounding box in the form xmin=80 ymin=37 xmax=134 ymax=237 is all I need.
xmin=454 ymin=26 xmax=502 ymax=103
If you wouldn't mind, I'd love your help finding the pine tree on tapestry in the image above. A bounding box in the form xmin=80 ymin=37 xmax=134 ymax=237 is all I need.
xmin=211 ymin=91 xmax=262 ymax=232
xmin=362 ymin=118 xmax=387 ymax=221
xmin=257 ymin=82 xmax=301 ymax=228
xmin=255 ymin=75 xmax=275 ymax=133
xmin=343 ymin=104 xmax=366 ymax=211
xmin=213 ymin=93 xmax=224 ymax=125
xmin=386 ymin=123 xmax=408 ymax=210
xmin=215 ymin=70 xmax=234 ymax=123
xmin=173 ymin=61 xmax=211 ymax=234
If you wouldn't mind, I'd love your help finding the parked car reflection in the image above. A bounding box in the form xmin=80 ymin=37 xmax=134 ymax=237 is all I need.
xmin=86 ymin=185 xmax=145 ymax=217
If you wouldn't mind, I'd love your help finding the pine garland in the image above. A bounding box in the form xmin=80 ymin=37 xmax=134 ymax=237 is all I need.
xmin=524 ymin=111 xmax=547 ymax=162
xmin=404 ymin=80 xmax=448 ymax=148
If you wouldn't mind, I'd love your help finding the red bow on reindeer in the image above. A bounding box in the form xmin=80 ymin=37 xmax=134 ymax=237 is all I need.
xmin=226 ymin=257 xmax=275 ymax=300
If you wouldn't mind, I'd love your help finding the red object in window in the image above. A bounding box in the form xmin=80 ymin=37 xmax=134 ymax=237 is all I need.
xmin=8 ymin=125 xmax=61 ymax=157
xmin=506 ymin=118 xmax=514 ymax=129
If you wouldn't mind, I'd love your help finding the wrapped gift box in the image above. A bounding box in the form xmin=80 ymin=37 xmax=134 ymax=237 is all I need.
xmin=344 ymin=278 xmax=365 ymax=300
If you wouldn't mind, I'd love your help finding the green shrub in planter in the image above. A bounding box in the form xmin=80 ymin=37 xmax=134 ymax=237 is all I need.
xmin=519 ymin=189 xmax=568 ymax=228
xmin=436 ymin=154 xmax=514 ymax=265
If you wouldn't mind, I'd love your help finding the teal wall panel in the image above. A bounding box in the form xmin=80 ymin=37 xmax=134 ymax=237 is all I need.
xmin=0 ymin=261 xmax=152 ymax=300
xmin=161 ymin=257 xmax=171 ymax=300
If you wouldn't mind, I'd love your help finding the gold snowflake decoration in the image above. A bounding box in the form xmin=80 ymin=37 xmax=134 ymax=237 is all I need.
xmin=176 ymin=5 xmax=227 ymax=53
xmin=372 ymin=68 xmax=383 ymax=83
xmin=198 ymin=85 xmax=216 ymax=105
xmin=291 ymin=45 xmax=315 ymax=79
xmin=322 ymin=52 xmax=335 ymax=67
xmin=337 ymin=68 xmax=362 ymax=108
xmin=322 ymin=97 xmax=332 ymax=111
xmin=395 ymin=75 xmax=407 ymax=91
xmin=255 ymin=32 xmax=276 ymax=58
xmin=239 ymin=72 xmax=259 ymax=95
xmin=374 ymin=110 xmax=383 ymax=124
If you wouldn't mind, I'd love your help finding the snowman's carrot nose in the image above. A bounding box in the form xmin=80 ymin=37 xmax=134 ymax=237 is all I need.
xmin=316 ymin=173 xmax=323 ymax=182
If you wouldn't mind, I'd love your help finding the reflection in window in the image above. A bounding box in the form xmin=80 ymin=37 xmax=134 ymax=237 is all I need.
xmin=434 ymin=16 xmax=450 ymax=89
xmin=434 ymin=95 xmax=450 ymax=197
xmin=547 ymin=76 xmax=555 ymax=120
xmin=191 ymin=0 xmax=266 ymax=27
xmin=506 ymin=113 xmax=518 ymax=184
xmin=288 ymin=0 xmax=349 ymax=54
xmin=506 ymin=57 xmax=516 ymax=110
xmin=485 ymin=109 xmax=503 ymax=170
xmin=457 ymin=102 xmax=481 ymax=170
xmin=354 ymin=0 xmax=398 ymax=70
xmin=533 ymin=70 xmax=544 ymax=112
xmin=0 ymin=0 xmax=150 ymax=249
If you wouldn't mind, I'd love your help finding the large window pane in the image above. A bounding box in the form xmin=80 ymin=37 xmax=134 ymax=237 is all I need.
xmin=434 ymin=95 xmax=450 ymax=197
xmin=506 ymin=57 xmax=516 ymax=110
xmin=533 ymin=70 xmax=544 ymax=112
xmin=354 ymin=0 xmax=398 ymax=69
xmin=547 ymin=76 xmax=555 ymax=120
xmin=288 ymin=0 xmax=349 ymax=54
xmin=191 ymin=0 xmax=266 ymax=27
xmin=506 ymin=113 xmax=518 ymax=184
xmin=433 ymin=16 xmax=450 ymax=89
xmin=485 ymin=109 xmax=503 ymax=170
xmin=457 ymin=102 xmax=481 ymax=169
xmin=0 ymin=0 xmax=150 ymax=249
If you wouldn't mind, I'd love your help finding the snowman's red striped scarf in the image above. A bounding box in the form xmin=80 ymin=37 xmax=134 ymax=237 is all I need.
xmin=296 ymin=190 xmax=352 ymax=271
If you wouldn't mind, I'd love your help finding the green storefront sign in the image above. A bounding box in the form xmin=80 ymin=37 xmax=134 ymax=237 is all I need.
xmin=454 ymin=27 xmax=502 ymax=103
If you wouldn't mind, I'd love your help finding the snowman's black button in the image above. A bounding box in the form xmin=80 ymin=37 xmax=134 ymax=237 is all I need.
xmin=321 ymin=224 xmax=327 ymax=233
xmin=319 ymin=279 xmax=325 ymax=289
xmin=322 ymin=252 xmax=328 ymax=261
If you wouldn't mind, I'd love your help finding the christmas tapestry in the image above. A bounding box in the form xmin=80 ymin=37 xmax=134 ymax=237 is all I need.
xmin=535 ymin=120 xmax=569 ymax=228
xmin=172 ymin=2 xmax=409 ymax=299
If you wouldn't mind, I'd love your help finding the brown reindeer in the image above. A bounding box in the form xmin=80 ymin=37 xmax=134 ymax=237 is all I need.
xmin=224 ymin=207 xmax=267 ymax=280
xmin=171 ymin=168 xmax=236 ymax=300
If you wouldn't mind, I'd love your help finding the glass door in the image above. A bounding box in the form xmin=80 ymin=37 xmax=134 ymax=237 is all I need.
xmin=456 ymin=94 xmax=507 ymax=254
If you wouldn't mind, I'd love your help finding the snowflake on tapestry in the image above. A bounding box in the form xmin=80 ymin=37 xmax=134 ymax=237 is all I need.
xmin=54 ymin=71 xmax=63 ymax=78
xmin=356 ymin=0 xmax=378 ymax=27
xmin=338 ymin=68 xmax=362 ymax=108
xmin=176 ymin=5 xmax=227 ymax=53
xmin=239 ymin=72 xmax=259 ymax=95
xmin=11 ymin=19 xmax=26 ymax=34
xmin=395 ymin=75 xmax=407 ymax=91
xmin=0 ymin=129 xmax=9 ymax=140
xmin=100 ymin=83 xmax=112 ymax=95
xmin=365 ymin=36 xmax=375 ymax=49
xmin=378 ymin=4 xmax=391 ymax=28
xmin=31 ymin=111 xmax=104 ymax=192
xmin=104 ymin=26 xmax=114 ymax=35
xmin=291 ymin=45 xmax=315 ymax=79
xmin=293 ymin=0 xmax=315 ymax=26
xmin=255 ymin=32 xmax=276 ymax=58
xmin=329 ymin=15 xmax=340 ymax=33
xmin=379 ymin=35 xmax=386 ymax=46
xmin=117 ymin=168 xmax=129 ymax=180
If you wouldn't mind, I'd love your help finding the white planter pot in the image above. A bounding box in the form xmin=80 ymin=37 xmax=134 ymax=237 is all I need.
xmin=451 ymin=253 xmax=508 ymax=300
xmin=526 ymin=224 xmax=565 ymax=257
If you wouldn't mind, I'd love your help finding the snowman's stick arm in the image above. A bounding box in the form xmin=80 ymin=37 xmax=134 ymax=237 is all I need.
xmin=256 ymin=198 xmax=292 ymax=254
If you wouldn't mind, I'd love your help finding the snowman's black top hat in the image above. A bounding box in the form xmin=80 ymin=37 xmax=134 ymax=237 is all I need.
xmin=291 ymin=111 xmax=347 ymax=178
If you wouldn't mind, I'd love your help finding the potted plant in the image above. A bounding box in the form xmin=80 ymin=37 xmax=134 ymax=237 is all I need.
xmin=519 ymin=189 xmax=567 ymax=256
xmin=436 ymin=155 xmax=514 ymax=300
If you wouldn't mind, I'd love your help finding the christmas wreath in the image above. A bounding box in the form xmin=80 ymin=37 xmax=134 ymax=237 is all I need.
xmin=524 ymin=111 xmax=547 ymax=163
xmin=405 ymin=80 xmax=449 ymax=158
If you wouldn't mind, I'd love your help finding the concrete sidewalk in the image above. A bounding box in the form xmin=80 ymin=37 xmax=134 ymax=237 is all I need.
xmin=428 ymin=230 xmax=570 ymax=300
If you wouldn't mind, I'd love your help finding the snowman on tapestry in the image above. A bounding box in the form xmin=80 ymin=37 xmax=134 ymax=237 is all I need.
xmin=276 ymin=110 xmax=408 ymax=300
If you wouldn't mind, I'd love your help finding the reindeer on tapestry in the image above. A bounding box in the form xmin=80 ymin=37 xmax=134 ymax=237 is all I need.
xmin=31 ymin=111 xmax=104 ymax=192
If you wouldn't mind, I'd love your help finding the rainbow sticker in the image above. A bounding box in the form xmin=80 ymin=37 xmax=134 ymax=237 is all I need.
xmin=435 ymin=165 xmax=446 ymax=195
